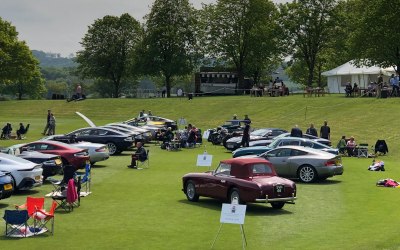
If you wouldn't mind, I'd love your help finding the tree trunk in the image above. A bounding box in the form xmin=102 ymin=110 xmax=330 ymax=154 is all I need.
xmin=113 ymin=80 xmax=120 ymax=98
xmin=307 ymin=65 xmax=315 ymax=87
xmin=165 ymin=75 xmax=171 ymax=98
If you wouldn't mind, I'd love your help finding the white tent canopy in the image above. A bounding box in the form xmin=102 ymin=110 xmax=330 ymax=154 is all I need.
xmin=322 ymin=60 xmax=394 ymax=93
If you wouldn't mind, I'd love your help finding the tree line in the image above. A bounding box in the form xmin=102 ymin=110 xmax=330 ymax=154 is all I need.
xmin=1 ymin=0 xmax=399 ymax=99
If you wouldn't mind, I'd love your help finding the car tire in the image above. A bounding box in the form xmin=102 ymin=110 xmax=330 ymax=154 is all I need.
xmin=229 ymin=188 xmax=242 ymax=204
xmin=271 ymin=202 xmax=285 ymax=209
xmin=106 ymin=142 xmax=118 ymax=155
xmin=185 ymin=181 xmax=199 ymax=202
xmin=298 ymin=165 xmax=317 ymax=183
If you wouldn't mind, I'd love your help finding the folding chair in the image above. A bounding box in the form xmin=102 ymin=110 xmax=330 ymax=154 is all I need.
xmin=33 ymin=200 xmax=57 ymax=235
xmin=76 ymin=162 xmax=91 ymax=195
xmin=3 ymin=210 xmax=30 ymax=237
xmin=357 ymin=143 xmax=368 ymax=158
xmin=16 ymin=196 xmax=45 ymax=217
xmin=137 ymin=150 xmax=149 ymax=169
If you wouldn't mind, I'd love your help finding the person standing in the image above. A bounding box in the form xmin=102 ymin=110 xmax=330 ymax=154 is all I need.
xmin=306 ymin=123 xmax=318 ymax=137
xmin=48 ymin=113 xmax=56 ymax=135
xmin=320 ymin=120 xmax=330 ymax=140
xmin=290 ymin=125 xmax=303 ymax=138
xmin=42 ymin=109 xmax=51 ymax=135
xmin=16 ymin=123 xmax=25 ymax=140
xmin=241 ymin=123 xmax=250 ymax=147
xmin=243 ymin=114 xmax=251 ymax=125
xmin=390 ymin=74 xmax=399 ymax=97
xmin=76 ymin=84 xmax=82 ymax=99
xmin=377 ymin=74 xmax=384 ymax=98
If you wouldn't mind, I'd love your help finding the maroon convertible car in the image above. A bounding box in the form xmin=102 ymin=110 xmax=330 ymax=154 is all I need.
xmin=182 ymin=158 xmax=297 ymax=209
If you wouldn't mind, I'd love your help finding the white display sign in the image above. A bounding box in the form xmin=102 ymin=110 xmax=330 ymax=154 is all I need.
xmin=196 ymin=154 xmax=213 ymax=167
xmin=203 ymin=130 xmax=210 ymax=139
xmin=220 ymin=203 xmax=247 ymax=225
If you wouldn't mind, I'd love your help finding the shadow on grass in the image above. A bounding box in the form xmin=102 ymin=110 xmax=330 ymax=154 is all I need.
xmin=91 ymin=164 xmax=107 ymax=169
xmin=13 ymin=189 xmax=40 ymax=196
xmin=296 ymin=179 xmax=342 ymax=186
xmin=178 ymin=198 xmax=293 ymax=216
xmin=0 ymin=203 xmax=9 ymax=209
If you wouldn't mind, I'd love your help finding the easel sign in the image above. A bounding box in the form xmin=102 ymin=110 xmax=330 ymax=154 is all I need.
xmin=211 ymin=198 xmax=247 ymax=249
xmin=196 ymin=153 xmax=213 ymax=168
xmin=202 ymin=130 xmax=210 ymax=140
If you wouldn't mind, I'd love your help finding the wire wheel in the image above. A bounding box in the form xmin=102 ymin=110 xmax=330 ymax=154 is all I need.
xmin=185 ymin=181 xmax=199 ymax=201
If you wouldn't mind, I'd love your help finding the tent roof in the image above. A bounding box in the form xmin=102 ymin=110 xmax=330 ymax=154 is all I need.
xmin=322 ymin=60 xmax=388 ymax=76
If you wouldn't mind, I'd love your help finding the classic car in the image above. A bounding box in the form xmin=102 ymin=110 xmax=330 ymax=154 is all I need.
xmin=18 ymin=141 xmax=89 ymax=169
xmin=0 ymin=171 xmax=13 ymax=199
xmin=0 ymin=153 xmax=43 ymax=191
xmin=40 ymin=136 xmax=110 ymax=165
xmin=249 ymin=132 xmax=331 ymax=147
xmin=125 ymin=115 xmax=177 ymax=130
xmin=232 ymin=137 xmax=338 ymax=158
xmin=224 ymin=128 xmax=288 ymax=151
xmin=182 ymin=158 xmax=296 ymax=209
xmin=51 ymin=127 xmax=135 ymax=155
xmin=241 ymin=146 xmax=343 ymax=183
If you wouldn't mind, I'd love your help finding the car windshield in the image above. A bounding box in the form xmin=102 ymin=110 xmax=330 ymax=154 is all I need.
xmin=268 ymin=138 xmax=283 ymax=148
xmin=250 ymin=129 xmax=270 ymax=136
xmin=215 ymin=163 xmax=231 ymax=175
xmin=251 ymin=163 xmax=273 ymax=175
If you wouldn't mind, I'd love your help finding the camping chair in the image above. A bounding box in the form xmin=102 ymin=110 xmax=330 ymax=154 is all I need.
xmin=16 ymin=196 xmax=45 ymax=217
xmin=137 ymin=150 xmax=149 ymax=169
xmin=51 ymin=178 xmax=80 ymax=212
xmin=357 ymin=143 xmax=369 ymax=158
xmin=76 ymin=162 xmax=91 ymax=195
xmin=17 ymin=124 xmax=30 ymax=140
xmin=3 ymin=210 xmax=30 ymax=237
xmin=32 ymin=200 xmax=57 ymax=235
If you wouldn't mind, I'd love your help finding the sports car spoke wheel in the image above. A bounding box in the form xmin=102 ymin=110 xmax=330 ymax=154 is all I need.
xmin=298 ymin=165 xmax=317 ymax=183
xmin=185 ymin=181 xmax=199 ymax=202
xmin=107 ymin=142 xmax=117 ymax=155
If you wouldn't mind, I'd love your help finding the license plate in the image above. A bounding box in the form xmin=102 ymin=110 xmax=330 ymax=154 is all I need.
xmin=55 ymin=159 xmax=62 ymax=165
xmin=3 ymin=183 xmax=12 ymax=190
xmin=274 ymin=185 xmax=284 ymax=194
xmin=35 ymin=175 xmax=41 ymax=181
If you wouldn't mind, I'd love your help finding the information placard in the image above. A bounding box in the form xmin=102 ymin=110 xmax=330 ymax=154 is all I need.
xmin=196 ymin=154 xmax=213 ymax=167
xmin=220 ymin=203 xmax=247 ymax=225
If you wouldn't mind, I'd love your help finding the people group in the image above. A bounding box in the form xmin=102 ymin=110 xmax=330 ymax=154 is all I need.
xmin=1 ymin=122 xmax=29 ymax=140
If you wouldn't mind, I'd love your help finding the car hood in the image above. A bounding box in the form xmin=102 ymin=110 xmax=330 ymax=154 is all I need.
xmin=251 ymin=176 xmax=294 ymax=186
xmin=0 ymin=153 xmax=41 ymax=170
xmin=233 ymin=146 xmax=271 ymax=154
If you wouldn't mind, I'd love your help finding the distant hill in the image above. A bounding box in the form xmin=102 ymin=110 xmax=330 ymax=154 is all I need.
xmin=32 ymin=50 xmax=77 ymax=68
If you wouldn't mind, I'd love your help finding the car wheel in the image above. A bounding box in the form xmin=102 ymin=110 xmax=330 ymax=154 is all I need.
xmin=107 ymin=142 xmax=118 ymax=155
xmin=229 ymin=188 xmax=241 ymax=204
xmin=271 ymin=202 xmax=285 ymax=209
xmin=185 ymin=181 xmax=199 ymax=202
xmin=298 ymin=165 xmax=317 ymax=183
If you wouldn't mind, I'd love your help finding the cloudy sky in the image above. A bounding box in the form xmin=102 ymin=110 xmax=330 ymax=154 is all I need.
xmin=1 ymin=0 xmax=286 ymax=57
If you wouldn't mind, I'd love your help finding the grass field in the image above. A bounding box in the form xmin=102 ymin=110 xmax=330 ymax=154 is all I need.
xmin=0 ymin=94 xmax=400 ymax=250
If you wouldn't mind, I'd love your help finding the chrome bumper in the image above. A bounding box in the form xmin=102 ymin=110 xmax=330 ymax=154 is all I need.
xmin=255 ymin=193 xmax=296 ymax=204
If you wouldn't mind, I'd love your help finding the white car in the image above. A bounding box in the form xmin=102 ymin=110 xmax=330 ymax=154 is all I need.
xmin=39 ymin=136 xmax=110 ymax=165
xmin=0 ymin=153 xmax=43 ymax=190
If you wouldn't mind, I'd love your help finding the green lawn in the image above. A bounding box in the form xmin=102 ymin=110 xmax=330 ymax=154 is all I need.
xmin=0 ymin=95 xmax=399 ymax=249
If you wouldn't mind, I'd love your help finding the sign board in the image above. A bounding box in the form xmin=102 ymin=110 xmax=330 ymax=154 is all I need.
xmin=196 ymin=154 xmax=213 ymax=167
xmin=203 ymin=130 xmax=210 ymax=139
xmin=220 ymin=203 xmax=247 ymax=225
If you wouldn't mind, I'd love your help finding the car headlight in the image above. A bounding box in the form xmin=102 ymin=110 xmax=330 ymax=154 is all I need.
xmin=124 ymin=137 xmax=134 ymax=142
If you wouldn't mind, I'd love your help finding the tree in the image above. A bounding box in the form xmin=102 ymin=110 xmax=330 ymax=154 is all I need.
xmin=138 ymin=0 xmax=199 ymax=97
xmin=202 ymin=0 xmax=281 ymax=91
xmin=279 ymin=0 xmax=339 ymax=87
xmin=76 ymin=13 xmax=142 ymax=98
xmin=349 ymin=0 xmax=400 ymax=73
xmin=0 ymin=17 xmax=44 ymax=99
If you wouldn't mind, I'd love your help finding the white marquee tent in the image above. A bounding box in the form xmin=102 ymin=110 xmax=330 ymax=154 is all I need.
xmin=322 ymin=60 xmax=395 ymax=93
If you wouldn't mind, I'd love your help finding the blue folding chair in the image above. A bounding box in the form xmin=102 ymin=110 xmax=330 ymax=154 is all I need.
xmin=76 ymin=162 xmax=91 ymax=195
xmin=3 ymin=210 xmax=30 ymax=237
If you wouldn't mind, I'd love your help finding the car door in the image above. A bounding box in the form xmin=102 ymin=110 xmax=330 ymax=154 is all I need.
xmin=264 ymin=148 xmax=292 ymax=176
xmin=201 ymin=163 xmax=231 ymax=199
xmin=69 ymin=128 xmax=93 ymax=142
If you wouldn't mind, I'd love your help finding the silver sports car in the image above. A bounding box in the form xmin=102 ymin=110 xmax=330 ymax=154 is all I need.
xmin=240 ymin=146 xmax=343 ymax=183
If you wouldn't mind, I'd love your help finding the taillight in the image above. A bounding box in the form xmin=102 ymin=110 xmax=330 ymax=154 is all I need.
xmin=325 ymin=160 xmax=336 ymax=166
xmin=74 ymin=151 xmax=88 ymax=157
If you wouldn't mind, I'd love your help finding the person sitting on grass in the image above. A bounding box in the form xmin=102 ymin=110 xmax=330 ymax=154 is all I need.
xmin=16 ymin=123 xmax=26 ymax=140
xmin=128 ymin=142 xmax=147 ymax=169
xmin=346 ymin=136 xmax=357 ymax=157
xmin=337 ymin=135 xmax=347 ymax=155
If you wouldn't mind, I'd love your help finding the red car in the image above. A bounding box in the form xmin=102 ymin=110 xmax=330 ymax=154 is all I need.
xmin=21 ymin=141 xmax=89 ymax=169
xmin=182 ymin=158 xmax=296 ymax=209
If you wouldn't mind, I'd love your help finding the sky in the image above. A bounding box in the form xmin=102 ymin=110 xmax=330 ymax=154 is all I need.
xmin=1 ymin=0 xmax=286 ymax=57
